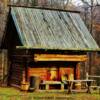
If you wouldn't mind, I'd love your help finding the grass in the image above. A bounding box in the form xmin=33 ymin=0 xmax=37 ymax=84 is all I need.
xmin=0 ymin=87 xmax=100 ymax=100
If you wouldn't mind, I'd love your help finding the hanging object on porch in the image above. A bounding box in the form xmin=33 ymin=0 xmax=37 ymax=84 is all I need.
xmin=59 ymin=67 xmax=74 ymax=81
xmin=47 ymin=67 xmax=59 ymax=81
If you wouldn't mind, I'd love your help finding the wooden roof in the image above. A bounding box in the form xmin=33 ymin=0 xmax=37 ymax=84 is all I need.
xmin=11 ymin=7 xmax=99 ymax=51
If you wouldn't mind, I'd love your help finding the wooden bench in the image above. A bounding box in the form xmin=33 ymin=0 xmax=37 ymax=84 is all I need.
xmin=40 ymin=81 xmax=65 ymax=90
xmin=66 ymin=80 xmax=95 ymax=94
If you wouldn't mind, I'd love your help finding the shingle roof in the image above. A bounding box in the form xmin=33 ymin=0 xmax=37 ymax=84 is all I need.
xmin=11 ymin=7 xmax=99 ymax=51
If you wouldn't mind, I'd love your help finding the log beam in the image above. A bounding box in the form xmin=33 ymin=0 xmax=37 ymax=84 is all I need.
xmin=34 ymin=54 xmax=88 ymax=62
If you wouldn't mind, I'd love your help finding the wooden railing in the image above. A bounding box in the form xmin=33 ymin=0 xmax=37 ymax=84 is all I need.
xmin=86 ymin=72 xmax=100 ymax=87
xmin=86 ymin=73 xmax=100 ymax=79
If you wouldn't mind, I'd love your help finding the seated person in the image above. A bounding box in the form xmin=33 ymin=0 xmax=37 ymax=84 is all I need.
xmin=61 ymin=74 xmax=68 ymax=84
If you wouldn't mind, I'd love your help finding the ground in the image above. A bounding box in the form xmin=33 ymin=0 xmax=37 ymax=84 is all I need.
xmin=0 ymin=87 xmax=100 ymax=100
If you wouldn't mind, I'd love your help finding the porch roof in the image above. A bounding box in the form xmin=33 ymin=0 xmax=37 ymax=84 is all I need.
xmin=11 ymin=7 xmax=99 ymax=51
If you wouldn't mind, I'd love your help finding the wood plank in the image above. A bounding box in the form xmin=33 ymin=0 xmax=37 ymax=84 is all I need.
xmin=34 ymin=54 xmax=88 ymax=61
xmin=40 ymin=81 xmax=65 ymax=90
xmin=41 ymin=81 xmax=62 ymax=84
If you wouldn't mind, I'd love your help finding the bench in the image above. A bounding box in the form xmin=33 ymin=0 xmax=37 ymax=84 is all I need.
xmin=66 ymin=80 xmax=95 ymax=94
xmin=40 ymin=81 xmax=66 ymax=90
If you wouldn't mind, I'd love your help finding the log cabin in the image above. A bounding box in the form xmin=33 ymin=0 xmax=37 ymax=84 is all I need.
xmin=1 ymin=6 xmax=99 ymax=90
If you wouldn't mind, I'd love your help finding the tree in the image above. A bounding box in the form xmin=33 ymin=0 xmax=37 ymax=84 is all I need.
xmin=78 ymin=0 xmax=99 ymax=75
xmin=9 ymin=0 xmax=71 ymax=9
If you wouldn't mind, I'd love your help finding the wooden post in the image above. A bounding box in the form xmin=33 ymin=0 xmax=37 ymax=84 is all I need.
xmin=22 ymin=49 xmax=29 ymax=83
xmin=76 ymin=63 xmax=81 ymax=80
xmin=22 ymin=71 xmax=26 ymax=83
xmin=23 ymin=57 xmax=28 ymax=82
xmin=21 ymin=70 xmax=29 ymax=91
xmin=21 ymin=50 xmax=29 ymax=91
xmin=2 ymin=50 xmax=8 ymax=86
xmin=75 ymin=63 xmax=81 ymax=89
xmin=86 ymin=72 xmax=89 ymax=80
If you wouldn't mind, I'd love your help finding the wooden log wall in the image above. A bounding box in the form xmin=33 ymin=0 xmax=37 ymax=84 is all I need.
xmin=9 ymin=56 xmax=24 ymax=87
xmin=28 ymin=67 xmax=76 ymax=81
xmin=8 ymin=49 xmax=33 ymax=87
xmin=9 ymin=49 xmax=83 ymax=86
xmin=28 ymin=67 xmax=48 ymax=81
xmin=0 ymin=50 xmax=8 ymax=86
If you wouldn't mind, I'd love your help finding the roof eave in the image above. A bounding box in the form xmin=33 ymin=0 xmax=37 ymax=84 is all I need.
xmin=9 ymin=4 xmax=80 ymax=13
xmin=16 ymin=46 xmax=100 ymax=52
